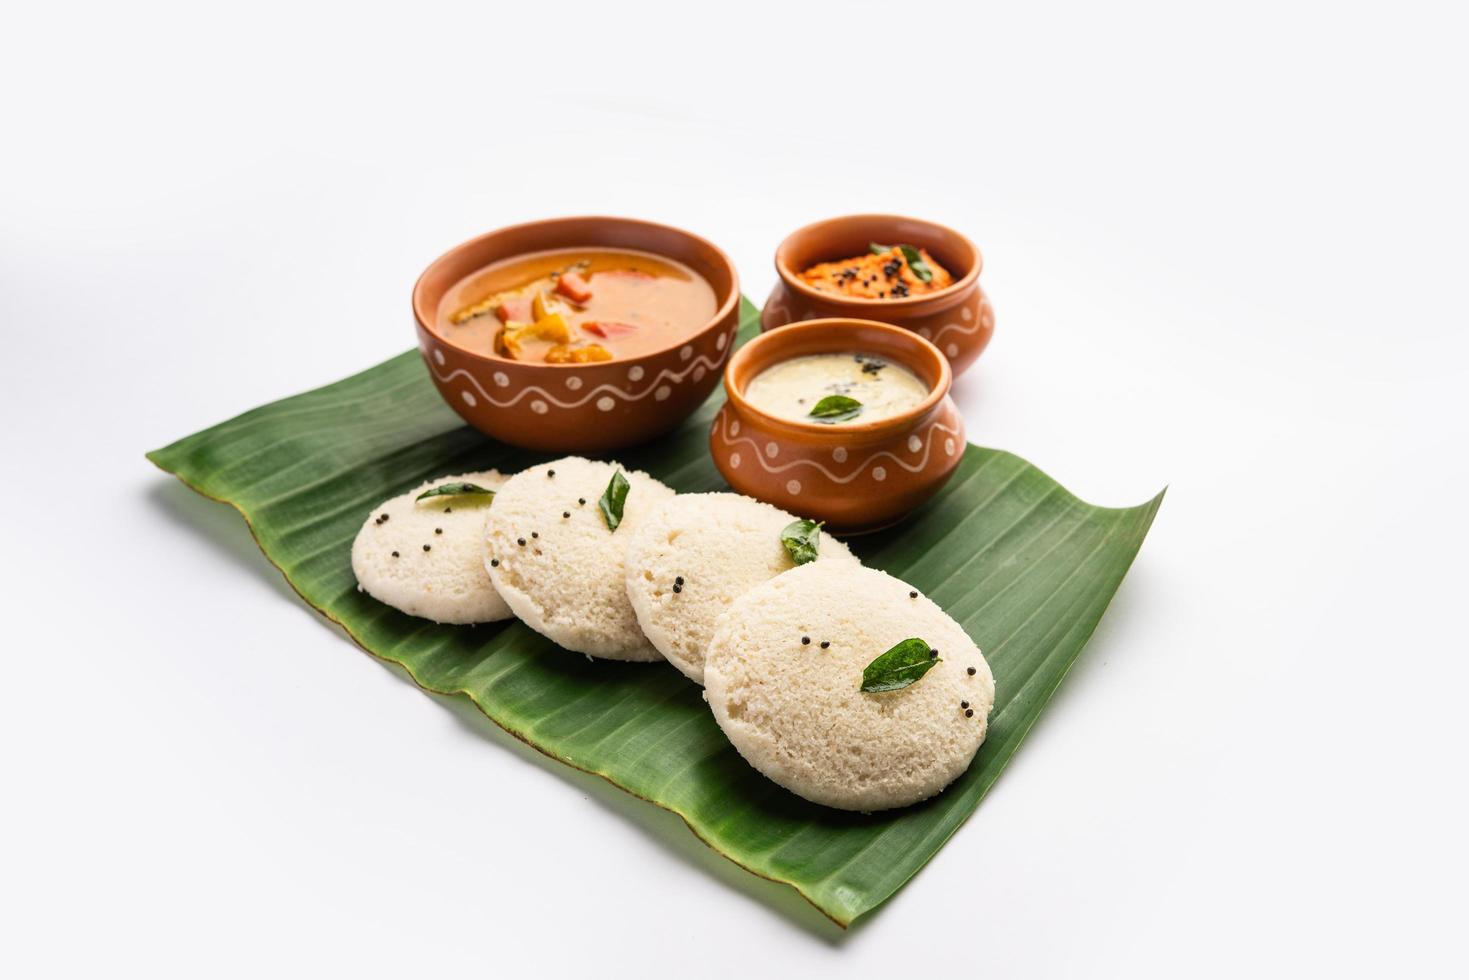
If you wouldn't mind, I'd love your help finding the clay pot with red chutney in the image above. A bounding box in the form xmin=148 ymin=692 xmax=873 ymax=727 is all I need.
xmin=762 ymin=214 xmax=994 ymax=376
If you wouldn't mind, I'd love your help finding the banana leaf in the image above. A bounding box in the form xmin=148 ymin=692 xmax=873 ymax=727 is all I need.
xmin=147 ymin=298 xmax=1161 ymax=927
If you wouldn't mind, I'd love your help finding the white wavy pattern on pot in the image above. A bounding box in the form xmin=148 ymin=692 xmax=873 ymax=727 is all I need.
xmin=426 ymin=336 xmax=732 ymax=411
xmin=714 ymin=412 xmax=962 ymax=484
xmin=765 ymin=292 xmax=991 ymax=357
xmin=763 ymin=295 xmax=801 ymax=323
xmin=927 ymin=296 xmax=993 ymax=349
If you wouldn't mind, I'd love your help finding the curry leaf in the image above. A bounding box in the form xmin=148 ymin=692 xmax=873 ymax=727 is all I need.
xmin=870 ymin=242 xmax=933 ymax=283
xmin=416 ymin=482 xmax=494 ymax=501
xmin=860 ymin=638 xmax=940 ymax=693
xmin=808 ymin=395 xmax=863 ymax=423
xmin=599 ymin=469 xmax=630 ymax=532
xmin=897 ymin=244 xmax=934 ymax=283
xmin=780 ymin=518 xmax=823 ymax=565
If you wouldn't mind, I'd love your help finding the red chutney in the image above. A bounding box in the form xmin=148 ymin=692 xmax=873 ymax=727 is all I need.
xmin=800 ymin=244 xmax=954 ymax=300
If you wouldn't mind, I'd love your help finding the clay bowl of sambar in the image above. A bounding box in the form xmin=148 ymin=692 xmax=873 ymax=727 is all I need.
xmin=413 ymin=216 xmax=741 ymax=453
xmin=761 ymin=214 xmax=994 ymax=376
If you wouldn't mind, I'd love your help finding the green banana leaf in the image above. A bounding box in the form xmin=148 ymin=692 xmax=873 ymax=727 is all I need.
xmin=147 ymin=298 xmax=1161 ymax=927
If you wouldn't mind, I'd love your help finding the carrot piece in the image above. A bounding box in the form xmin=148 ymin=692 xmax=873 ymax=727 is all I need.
xmin=556 ymin=271 xmax=593 ymax=304
xmin=497 ymin=296 xmax=533 ymax=323
xmin=582 ymin=321 xmax=639 ymax=338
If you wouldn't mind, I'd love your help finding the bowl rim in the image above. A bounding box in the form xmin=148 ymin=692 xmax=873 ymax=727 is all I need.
xmin=773 ymin=213 xmax=983 ymax=311
xmin=412 ymin=215 xmax=742 ymax=369
xmin=723 ymin=317 xmax=953 ymax=437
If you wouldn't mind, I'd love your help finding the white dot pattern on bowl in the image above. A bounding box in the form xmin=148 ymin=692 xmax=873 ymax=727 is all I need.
xmin=786 ymin=479 xmax=801 ymax=495
xmin=872 ymin=466 xmax=887 ymax=482
xmin=493 ymin=371 xmax=510 ymax=388
xmin=907 ymin=435 xmax=922 ymax=453
xmin=566 ymin=376 xmax=582 ymax=390
xmin=655 ymin=386 xmax=671 ymax=401
xmin=832 ymin=447 xmax=847 ymax=463
xmin=628 ymin=366 xmax=644 ymax=382
xmin=765 ymin=442 xmax=779 ymax=458
xmin=729 ymin=452 xmax=741 ymax=468
xmin=531 ymin=399 xmax=548 ymax=414
xmin=461 ymin=390 xmax=476 ymax=407
xmin=597 ymin=396 xmax=615 ymax=412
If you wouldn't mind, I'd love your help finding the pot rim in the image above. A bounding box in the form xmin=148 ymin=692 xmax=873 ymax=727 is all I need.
xmin=723 ymin=318 xmax=953 ymax=439
xmin=773 ymin=213 xmax=983 ymax=312
xmin=412 ymin=215 xmax=741 ymax=370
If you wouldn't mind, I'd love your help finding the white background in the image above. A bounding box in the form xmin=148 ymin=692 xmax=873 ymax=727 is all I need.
xmin=3 ymin=1 xmax=1466 ymax=976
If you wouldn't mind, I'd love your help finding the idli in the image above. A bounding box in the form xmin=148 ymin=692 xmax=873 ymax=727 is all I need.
xmin=485 ymin=456 xmax=675 ymax=660
xmin=704 ymin=562 xmax=995 ymax=811
xmin=351 ymin=470 xmax=510 ymax=624
xmin=624 ymin=493 xmax=858 ymax=684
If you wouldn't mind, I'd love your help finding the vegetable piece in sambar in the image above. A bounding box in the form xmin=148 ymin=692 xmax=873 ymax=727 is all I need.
xmin=435 ymin=247 xmax=717 ymax=364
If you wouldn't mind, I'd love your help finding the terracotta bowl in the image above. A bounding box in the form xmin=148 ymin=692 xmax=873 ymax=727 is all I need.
xmin=710 ymin=318 xmax=966 ymax=533
xmin=413 ymin=216 xmax=741 ymax=453
xmin=761 ymin=214 xmax=995 ymax=376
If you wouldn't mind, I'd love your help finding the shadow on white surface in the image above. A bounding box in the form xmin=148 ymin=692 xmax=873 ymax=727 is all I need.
xmin=433 ymin=689 xmax=850 ymax=942
xmin=146 ymin=478 xmax=302 ymax=605
xmin=146 ymin=473 xmax=857 ymax=941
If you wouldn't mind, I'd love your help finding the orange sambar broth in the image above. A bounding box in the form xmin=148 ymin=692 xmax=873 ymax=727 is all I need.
xmin=432 ymin=247 xmax=718 ymax=363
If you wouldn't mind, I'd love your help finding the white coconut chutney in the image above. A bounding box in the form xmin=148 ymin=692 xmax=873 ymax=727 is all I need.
xmin=742 ymin=352 xmax=930 ymax=425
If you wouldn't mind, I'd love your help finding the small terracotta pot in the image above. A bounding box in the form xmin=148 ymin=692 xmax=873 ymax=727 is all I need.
xmin=711 ymin=318 xmax=966 ymax=533
xmin=413 ymin=216 xmax=741 ymax=453
xmin=761 ymin=214 xmax=995 ymax=376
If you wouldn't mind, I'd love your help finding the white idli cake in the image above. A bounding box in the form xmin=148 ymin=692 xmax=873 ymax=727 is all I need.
xmin=624 ymin=493 xmax=859 ymax=684
xmin=485 ymin=456 xmax=675 ymax=661
xmin=704 ymin=562 xmax=995 ymax=811
xmin=351 ymin=470 xmax=511 ymax=624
